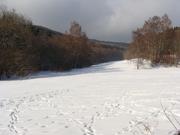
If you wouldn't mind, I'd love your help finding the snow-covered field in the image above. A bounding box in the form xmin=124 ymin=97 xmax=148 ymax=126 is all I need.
xmin=0 ymin=60 xmax=180 ymax=135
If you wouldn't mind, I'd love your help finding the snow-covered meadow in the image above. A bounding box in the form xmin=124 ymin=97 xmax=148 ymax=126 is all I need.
xmin=0 ymin=60 xmax=180 ymax=135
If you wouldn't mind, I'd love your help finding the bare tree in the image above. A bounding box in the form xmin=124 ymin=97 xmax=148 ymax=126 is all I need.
xmin=125 ymin=14 xmax=176 ymax=67
xmin=68 ymin=21 xmax=86 ymax=38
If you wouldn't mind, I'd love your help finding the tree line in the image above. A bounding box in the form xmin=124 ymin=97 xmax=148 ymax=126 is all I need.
xmin=0 ymin=8 xmax=123 ymax=79
xmin=125 ymin=14 xmax=180 ymax=68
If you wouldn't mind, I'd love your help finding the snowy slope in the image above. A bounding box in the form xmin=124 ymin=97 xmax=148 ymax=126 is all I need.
xmin=0 ymin=60 xmax=180 ymax=135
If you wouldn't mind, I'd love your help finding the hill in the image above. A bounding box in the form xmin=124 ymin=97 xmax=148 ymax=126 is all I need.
xmin=0 ymin=10 xmax=128 ymax=79
xmin=31 ymin=25 xmax=129 ymax=63
xmin=31 ymin=25 xmax=63 ymax=37
xmin=0 ymin=60 xmax=180 ymax=135
xmin=32 ymin=25 xmax=129 ymax=49
xmin=90 ymin=39 xmax=129 ymax=49
xmin=30 ymin=25 xmax=129 ymax=64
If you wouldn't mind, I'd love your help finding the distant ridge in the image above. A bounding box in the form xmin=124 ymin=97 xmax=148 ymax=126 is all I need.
xmin=31 ymin=25 xmax=63 ymax=36
xmin=89 ymin=39 xmax=129 ymax=49
xmin=32 ymin=25 xmax=129 ymax=49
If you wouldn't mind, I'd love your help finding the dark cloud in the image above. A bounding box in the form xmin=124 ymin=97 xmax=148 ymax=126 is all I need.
xmin=4 ymin=0 xmax=180 ymax=42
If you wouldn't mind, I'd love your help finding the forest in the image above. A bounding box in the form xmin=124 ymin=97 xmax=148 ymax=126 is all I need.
xmin=0 ymin=9 xmax=124 ymax=79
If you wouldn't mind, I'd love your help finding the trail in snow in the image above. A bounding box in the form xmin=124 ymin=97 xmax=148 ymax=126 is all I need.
xmin=0 ymin=60 xmax=180 ymax=135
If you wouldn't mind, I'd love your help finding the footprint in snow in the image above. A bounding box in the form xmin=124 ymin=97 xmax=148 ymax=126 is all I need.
xmin=44 ymin=116 xmax=49 ymax=119
xmin=51 ymin=121 xmax=55 ymax=124
xmin=27 ymin=119 xmax=32 ymax=122
xmin=41 ymin=125 xmax=46 ymax=128
xmin=0 ymin=102 xmax=4 ymax=108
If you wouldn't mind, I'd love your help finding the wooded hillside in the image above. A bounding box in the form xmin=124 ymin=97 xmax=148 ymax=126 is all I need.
xmin=0 ymin=9 xmax=126 ymax=79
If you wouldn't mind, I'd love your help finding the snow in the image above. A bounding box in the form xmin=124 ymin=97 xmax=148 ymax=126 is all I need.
xmin=0 ymin=60 xmax=180 ymax=135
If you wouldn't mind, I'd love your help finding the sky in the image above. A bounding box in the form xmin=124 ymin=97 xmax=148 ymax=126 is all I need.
xmin=2 ymin=0 xmax=180 ymax=42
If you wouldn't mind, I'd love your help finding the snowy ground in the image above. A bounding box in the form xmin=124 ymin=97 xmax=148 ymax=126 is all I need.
xmin=0 ymin=60 xmax=180 ymax=135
